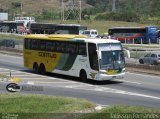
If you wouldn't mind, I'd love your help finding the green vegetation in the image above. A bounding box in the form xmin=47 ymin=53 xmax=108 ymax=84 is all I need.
xmin=0 ymin=94 xmax=159 ymax=119
xmin=0 ymin=93 xmax=95 ymax=113
xmin=86 ymin=0 xmax=160 ymax=24
xmin=0 ymin=34 xmax=24 ymax=40
xmin=77 ymin=105 xmax=160 ymax=119
xmin=1 ymin=0 xmax=160 ymax=25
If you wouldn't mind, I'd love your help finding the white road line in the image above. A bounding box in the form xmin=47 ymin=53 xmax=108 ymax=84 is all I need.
xmin=116 ymin=79 xmax=142 ymax=85
xmin=27 ymin=81 xmax=34 ymax=85
xmin=64 ymin=85 xmax=160 ymax=100
xmin=19 ymin=77 xmax=54 ymax=80
xmin=31 ymin=81 xmax=80 ymax=84
xmin=6 ymin=74 xmax=50 ymax=78
xmin=126 ymin=72 xmax=160 ymax=78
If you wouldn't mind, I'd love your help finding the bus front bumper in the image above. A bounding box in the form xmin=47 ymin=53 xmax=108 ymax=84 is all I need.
xmin=95 ymin=72 xmax=125 ymax=81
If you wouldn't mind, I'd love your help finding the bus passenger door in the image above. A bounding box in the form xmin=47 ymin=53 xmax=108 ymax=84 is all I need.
xmin=88 ymin=43 xmax=99 ymax=71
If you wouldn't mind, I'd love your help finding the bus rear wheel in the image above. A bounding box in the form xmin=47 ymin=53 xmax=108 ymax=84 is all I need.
xmin=33 ymin=63 xmax=39 ymax=74
xmin=80 ymin=70 xmax=87 ymax=82
xmin=39 ymin=64 xmax=46 ymax=75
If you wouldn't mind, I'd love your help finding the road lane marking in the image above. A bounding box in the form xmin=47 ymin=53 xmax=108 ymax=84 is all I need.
xmin=27 ymin=81 xmax=34 ymax=85
xmin=29 ymin=81 xmax=80 ymax=84
xmin=126 ymin=72 xmax=160 ymax=79
xmin=64 ymin=85 xmax=160 ymax=100
xmin=116 ymin=79 xmax=142 ymax=85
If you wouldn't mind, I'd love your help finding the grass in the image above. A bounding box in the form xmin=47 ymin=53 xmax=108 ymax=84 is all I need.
xmin=0 ymin=0 xmax=60 ymax=13
xmin=0 ymin=34 xmax=24 ymax=40
xmin=0 ymin=93 xmax=95 ymax=113
xmin=77 ymin=105 xmax=160 ymax=119
xmin=0 ymin=93 xmax=95 ymax=119
xmin=0 ymin=93 xmax=159 ymax=119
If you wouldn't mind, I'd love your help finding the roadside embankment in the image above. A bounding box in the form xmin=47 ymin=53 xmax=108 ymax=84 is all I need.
xmin=126 ymin=63 xmax=160 ymax=76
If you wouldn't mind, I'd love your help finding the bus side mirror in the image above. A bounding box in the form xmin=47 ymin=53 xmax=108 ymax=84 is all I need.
xmin=97 ymin=50 xmax=102 ymax=59
xmin=123 ymin=48 xmax=130 ymax=58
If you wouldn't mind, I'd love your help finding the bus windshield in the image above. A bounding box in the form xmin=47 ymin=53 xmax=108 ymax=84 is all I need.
xmin=98 ymin=43 xmax=125 ymax=70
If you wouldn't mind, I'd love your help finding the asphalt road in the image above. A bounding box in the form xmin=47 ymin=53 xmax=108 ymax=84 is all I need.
xmin=0 ymin=54 xmax=160 ymax=108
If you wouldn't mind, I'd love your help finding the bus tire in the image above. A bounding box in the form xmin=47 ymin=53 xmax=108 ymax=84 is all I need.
xmin=80 ymin=70 xmax=87 ymax=82
xmin=33 ymin=63 xmax=39 ymax=74
xmin=39 ymin=64 xmax=46 ymax=75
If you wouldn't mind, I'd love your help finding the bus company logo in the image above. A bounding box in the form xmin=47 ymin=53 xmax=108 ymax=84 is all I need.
xmin=38 ymin=52 xmax=57 ymax=58
xmin=6 ymin=83 xmax=20 ymax=93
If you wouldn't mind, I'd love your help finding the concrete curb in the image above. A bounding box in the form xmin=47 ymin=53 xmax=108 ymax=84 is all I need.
xmin=126 ymin=64 xmax=160 ymax=76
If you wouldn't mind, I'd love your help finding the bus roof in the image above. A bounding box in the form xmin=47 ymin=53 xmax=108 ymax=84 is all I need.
xmin=109 ymin=26 xmax=158 ymax=30
xmin=59 ymin=24 xmax=86 ymax=27
xmin=25 ymin=34 xmax=120 ymax=44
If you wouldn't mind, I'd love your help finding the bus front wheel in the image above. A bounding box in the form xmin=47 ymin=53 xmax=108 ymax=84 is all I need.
xmin=33 ymin=63 xmax=39 ymax=74
xmin=80 ymin=70 xmax=87 ymax=82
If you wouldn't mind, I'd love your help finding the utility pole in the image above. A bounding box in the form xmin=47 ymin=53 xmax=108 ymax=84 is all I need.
xmin=61 ymin=0 xmax=64 ymax=22
xmin=112 ymin=0 xmax=116 ymax=12
xmin=21 ymin=0 xmax=23 ymax=16
xmin=21 ymin=0 xmax=23 ymax=11
xmin=60 ymin=0 xmax=82 ymax=22
xmin=79 ymin=0 xmax=81 ymax=21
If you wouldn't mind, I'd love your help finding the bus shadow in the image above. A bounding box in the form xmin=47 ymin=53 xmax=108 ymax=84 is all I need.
xmin=20 ymin=70 xmax=123 ymax=85
xmin=45 ymin=72 xmax=123 ymax=85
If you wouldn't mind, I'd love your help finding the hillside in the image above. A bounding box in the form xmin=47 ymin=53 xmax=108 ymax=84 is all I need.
xmin=0 ymin=0 xmax=89 ymax=14
xmin=0 ymin=0 xmax=60 ymax=13
xmin=0 ymin=0 xmax=159 ymax=25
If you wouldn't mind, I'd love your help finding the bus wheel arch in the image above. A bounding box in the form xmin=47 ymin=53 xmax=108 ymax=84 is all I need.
xmin=79 ymin=69 xmax=87 ymax=82
xmin=33 ymin=62 xmax=39 ymax=73
xmin=39 ymin=63 xmax=46 ymax=75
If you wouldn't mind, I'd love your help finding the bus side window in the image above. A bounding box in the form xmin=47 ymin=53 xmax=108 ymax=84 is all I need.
xmin=40 ymin=40 xmax=46 ymax=51
xmin=31 ymin=39 xmax=39 ymax=50
xmin=78 ymin=43 xmax=87 ymax=56
xmin=66 ymin=43 xmax=76 ymax=54
xmin=24 ymin=38 xmax=31 ymax=49
xmin=60 ymin=42 xmax=66 ymax=53
xmin=46 ymin=41 xmax=55 ymax=52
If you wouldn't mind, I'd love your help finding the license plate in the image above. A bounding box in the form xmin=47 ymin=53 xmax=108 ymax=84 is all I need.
xmin=108 ymin=70 xmax=113 ymax=74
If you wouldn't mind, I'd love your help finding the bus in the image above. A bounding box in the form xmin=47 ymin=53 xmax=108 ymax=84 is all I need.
xmin=27 ymin=23 xmax=57 ymax=34
xmin=28 ymin=23 xmax=87 ymax=35
xmin=108 ymin=26 xmax=159 ymax=43
xmin=24 ymin=34 xmax=125 ymax=81
xmin=0 ymin=21 xmax=25 ymax=33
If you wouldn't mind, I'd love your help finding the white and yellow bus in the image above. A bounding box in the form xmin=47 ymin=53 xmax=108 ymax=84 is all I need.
xmin=23 ymin=34 xmax=125 ymax=81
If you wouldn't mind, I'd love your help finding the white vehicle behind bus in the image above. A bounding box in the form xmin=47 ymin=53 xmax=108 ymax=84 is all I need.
xmin=82 ymin=29 xmax=98 ymax=38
